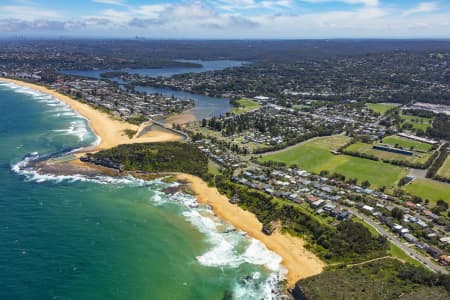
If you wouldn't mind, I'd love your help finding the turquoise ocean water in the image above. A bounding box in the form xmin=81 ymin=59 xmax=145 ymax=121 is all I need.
xmin=0 ymin=82 xmax=286 ymax=300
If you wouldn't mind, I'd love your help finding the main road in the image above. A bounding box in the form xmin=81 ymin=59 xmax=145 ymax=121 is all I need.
xmin=350 ymin=209 xmax=448 ymax=274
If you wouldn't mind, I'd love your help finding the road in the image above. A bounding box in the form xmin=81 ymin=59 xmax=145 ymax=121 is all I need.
xmin=350 ymin=209 xmax=448 ymax=274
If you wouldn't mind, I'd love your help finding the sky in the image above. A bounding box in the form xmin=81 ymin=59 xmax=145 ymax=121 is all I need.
xmin=0 ymin=0 xmax=449 ymax=38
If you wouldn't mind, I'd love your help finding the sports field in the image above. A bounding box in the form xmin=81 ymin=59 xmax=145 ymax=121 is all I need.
xmin=437 ymin=157 xmax=450 ymax=180
xmin=231 ymin=98 xmax=260 ymax=115
xmin=381 ymin=135 xmax=433 ymax=152
xmin=344 ymin=142 xmax=432 ymax=165
xmin=366 ymin=103 xmax=398 ymax=115
xmin=404 ymin=179 xmax=450 ymax=204
xmin=259 ymin=136 xmax=407 ymax=188
xmin=400 ymin=112 xmax=433 ymax=132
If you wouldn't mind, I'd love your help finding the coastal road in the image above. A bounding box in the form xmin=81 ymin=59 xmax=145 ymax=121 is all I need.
xmin=350 ymin=209 xmax=448 ymax=274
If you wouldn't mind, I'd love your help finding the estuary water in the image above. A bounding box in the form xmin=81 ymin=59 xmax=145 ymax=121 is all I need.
xmin=61 ymin=60 xmax=245 ymax=79
xmin=0 ymin=82 xmax=286 ymax=299
xmin=61 ymin=60 xmax=244 ymax=120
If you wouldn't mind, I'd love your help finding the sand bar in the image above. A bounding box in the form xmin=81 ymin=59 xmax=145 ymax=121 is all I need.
xmin=176 ymin=173 xmax=325 ymax=286
xmin=0 ymin=78 xmax=183 ymax=151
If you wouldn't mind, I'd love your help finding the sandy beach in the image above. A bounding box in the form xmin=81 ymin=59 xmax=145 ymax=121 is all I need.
xmin=0 ymin=78 xmax=183 ymax=152
xmin=2 ymin=77 xmax=325 ymax=287
xmin=176 ymin=174 xmax=325 ymax=286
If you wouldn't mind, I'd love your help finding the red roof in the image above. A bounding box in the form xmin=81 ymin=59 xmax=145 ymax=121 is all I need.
xmin=439 ymin=255 xmax=450 ymax=265
xmin=307 ymin=195 xmax=318 ymax=202
xmin=423 ymin=210 xmax=432 ymax=216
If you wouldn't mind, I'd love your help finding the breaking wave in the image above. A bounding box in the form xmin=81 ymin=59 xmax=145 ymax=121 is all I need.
xmin=11 ymin=157 xmax=287 ymax=299
xmin=3 ymin=81 xmax=287 ymax=299
xmin=0 ymin=82 xmax=97 ymax=144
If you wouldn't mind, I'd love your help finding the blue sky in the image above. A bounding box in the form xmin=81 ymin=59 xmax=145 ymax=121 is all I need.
xmin=0 ymin=0 xmax=449 ymax=38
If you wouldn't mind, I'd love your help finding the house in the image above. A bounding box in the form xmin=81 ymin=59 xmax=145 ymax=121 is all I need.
xmin=323 ymin=203 xmax=336 ymax=211
xmin=440 ymin=237 xmax=450 ymax=245
xmin=400 ymin=228 xmax=410 ymax=235
xmin=426 ymin=247 xmax=444 ymax=259
xmin=306 ymin=195 xmax=319 ymax=203
xmin=379 ymin=216 xmax=394 ymax=228
xmin=311 ymin=199 xmax=325 ymax=209
xmin=393 ymin=224 xmax=403 ymax=233
xmin=404 ymin=233 xmax=418 ymax=243
xmin=416 ymin=219 xmax=428 ymax=228
xmin=337 ymin=211 xmax=351 ymax=221
xmin=439 ymin=255 xmax=450 ymax=266
xmin=405 ymin=201 xmax=415 ymax=209
xmin=362 ymin=205 xmax=375 ymax=214
xmin=254 ymin=95 xmax=270 ymax=101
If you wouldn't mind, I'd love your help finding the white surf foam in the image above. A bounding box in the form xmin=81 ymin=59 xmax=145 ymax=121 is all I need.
xmin=11 ymin=157 xmax=153 ymax=187
xmin=1 ymin=81 xmax=98 ymax=146
xmin=52 ymin=120 xmax=90 ymax=142
xmin=162 ymin=192 xmax=287 ymax=299
xmin=233 ymin=271 xmax=287 ymax=300
xmin=9 ymin=144 xmax=287 ymax=299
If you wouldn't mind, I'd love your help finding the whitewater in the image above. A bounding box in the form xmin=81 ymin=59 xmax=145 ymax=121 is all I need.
xmin=1 ymin=81 xmax=288 ymax=299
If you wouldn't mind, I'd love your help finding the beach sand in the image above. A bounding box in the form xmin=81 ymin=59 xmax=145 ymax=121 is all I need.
xmin=0 ymin=78 xmax=183 ymax=151
xmin=176 ymin=174 xmax=325 ymax=286
xmin=2 ymin=77 xmax=325 ymax=287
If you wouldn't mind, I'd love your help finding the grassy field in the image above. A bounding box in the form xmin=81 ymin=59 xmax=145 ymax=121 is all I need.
xmin=366 ymin=103 xmax=398 ymax=115
xmin=207 ymin=160 xmax=221 ymax=176
xmin=354 ymin=218 xmax=423 ymax=267
xmin=345 ymin=142 xmax=432 ymax=165
xmin=437 ymin=157 xmax=450 ymax=179
xmin=404 ymin=178 xmax=450 ymax=203
xmin=231 ymin=98 xmax=260 ymax=115
xmin=388 ymin=243 xmax=423 ymax=267
xmin=381 ymin=135 xmax=433 ymax=152
xmin=259 ymin=136 xmax=408 ymax=188
xmin=400 ymin=112 xmax=433 ymax=132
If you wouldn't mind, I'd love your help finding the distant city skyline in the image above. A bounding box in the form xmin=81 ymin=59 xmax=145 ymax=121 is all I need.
xmin=0 ymin=0 xmax=449 ymax=38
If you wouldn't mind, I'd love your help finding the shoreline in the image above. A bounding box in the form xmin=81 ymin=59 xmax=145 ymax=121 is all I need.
xmin=176 ymin=174 xmax=325 ymax=286
xmin=2 ymin=77 xmax=325 ymax=287
xmin=0 ymin=78 xmax=184 ymax=152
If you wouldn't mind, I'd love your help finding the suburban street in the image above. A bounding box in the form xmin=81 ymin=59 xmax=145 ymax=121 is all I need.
xmin=351 ymin=209 xmax=448 ymax=274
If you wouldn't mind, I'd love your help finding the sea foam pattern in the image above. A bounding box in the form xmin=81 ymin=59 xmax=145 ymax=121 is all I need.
xmin=0 ymin=82 xmax=98 ymax=144
xmin=12 ymin=157 xmax=287 ymax=299
xmin=3 ymin=81 xmax=287 ymax=299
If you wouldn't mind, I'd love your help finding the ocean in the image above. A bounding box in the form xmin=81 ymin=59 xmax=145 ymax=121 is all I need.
xmin=0 ymin=82 xmax=286 ymax=299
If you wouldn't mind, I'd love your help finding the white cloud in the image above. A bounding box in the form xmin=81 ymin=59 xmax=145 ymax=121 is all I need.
xmin=0 ymin=5 xmax=62 ymax=21
xmin=402 ymin=2 xmax=437 ymax=16
xmin=216 ymin=0 xmax=293 ymax=11
xmin=0 ymin=0 xmax=449 ymax=38
xmin=301 ymin=0 xmax=379 ymax=7
xmin=92 ymin=0 xmax=126 ymax=6
xmin=169 ymin=2 xmax=217 ymax=19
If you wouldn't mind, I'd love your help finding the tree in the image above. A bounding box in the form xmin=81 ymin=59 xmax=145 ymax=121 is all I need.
xmin=393 ymin=188 xmax=404 ymax=197
xmin=437 ymin=199 xmax=449 ymax=210
xmin=320 ymin=170 xmax=329 ymax=177
xmin=361 ymin=180 xmax=371 ymax=188
xmin=391 ymin=207 xmax=404 ymax=220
